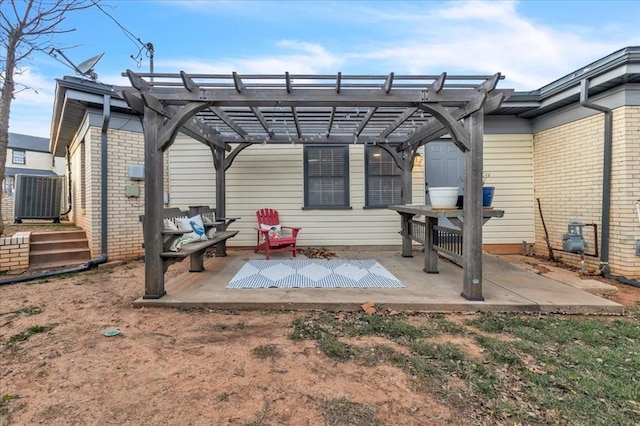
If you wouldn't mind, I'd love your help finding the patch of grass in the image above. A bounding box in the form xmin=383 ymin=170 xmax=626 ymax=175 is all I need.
xmin=252 ymin=344 xmax=284 ymax=360
xmin=466 ymin=313 xmax=640 ymax=424
xmin=0 ymin=394 xmax=19 ymax=418
xmin=343 ymin=314 xmax=424 ymax=341
xmin=432 ymin=316 xmax=467 ymax=335
xmin=5 ymin=324 xmax=57 ymax=346
xmin=474 ymin=335 xmax=524 ymax=366
xmin=0 ymin=305 xmax=43 ymax=317
xmin=321 ymin=397 xmax=384 ymax=426
xmin=318 ymin=335 xmax=359 ymax=361
xmin=208 ymin=322 xmax=247 ymax=331
xmin=290 ymin=312 xmax=640 ymax=424
xmin=290 ymin=315 xmax=337 ymax=341
xmin=358 ymin=344 xmax=405 ymax=367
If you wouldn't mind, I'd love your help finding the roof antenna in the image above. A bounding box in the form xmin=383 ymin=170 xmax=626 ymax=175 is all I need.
xmin=50 ymin=49 xmax=104 ymax=80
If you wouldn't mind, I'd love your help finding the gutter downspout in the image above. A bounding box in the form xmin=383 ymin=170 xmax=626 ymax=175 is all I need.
xmin=85 ymin=93 xmax=111 ymax=267
xmin=60 ymin=145 xmax=72 ymax=216
xmin=0 ymin=95 xmax=111 ymax=286
xmin=580 ymin=79 xmax=640 ymax=288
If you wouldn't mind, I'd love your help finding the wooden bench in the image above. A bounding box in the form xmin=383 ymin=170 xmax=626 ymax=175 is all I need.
xmin=141 ymin=208 xmax=239 ymax=273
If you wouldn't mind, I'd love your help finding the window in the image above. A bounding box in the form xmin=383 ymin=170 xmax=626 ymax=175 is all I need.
xmin=304 ymin=145 xmax=349 ymax=208
xmin=365 ymin=146 xmax=402 ymax=207
xmin=3 ymin=176 xmax=15 ymax=195
xmin=12 ymin=149 xmax=25 ymax=165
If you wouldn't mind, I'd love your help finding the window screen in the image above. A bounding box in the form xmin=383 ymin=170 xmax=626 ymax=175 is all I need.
xmin=304 ymin=146 xmax=349 ymax=208
xmin=12 ymin=149 xmax=25 ymax=165
xmin=365 ymin=146 xmax=402 ymax=207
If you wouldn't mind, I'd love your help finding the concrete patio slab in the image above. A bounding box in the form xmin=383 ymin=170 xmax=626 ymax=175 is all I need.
xmin=133 ymin=247 xmax=624 ymax=315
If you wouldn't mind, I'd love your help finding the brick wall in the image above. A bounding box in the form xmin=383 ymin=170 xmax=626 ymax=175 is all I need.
xmin=533 ymin=106 xmax=640 ymax=278
xmin=80 ymin=128 xmax=146 ymax=261
xmin=0 ymin=232 xmax=30 ymax=272
xmin=1 ymin=193 xmax=13 ymax=225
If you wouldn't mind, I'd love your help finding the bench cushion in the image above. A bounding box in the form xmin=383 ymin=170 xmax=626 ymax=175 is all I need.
xmin=161 ymin=231 xmax=239 ymax=258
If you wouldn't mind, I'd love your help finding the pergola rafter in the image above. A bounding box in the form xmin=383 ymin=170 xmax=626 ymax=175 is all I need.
xmin=118 ymin=70 xmax=511 ymax=302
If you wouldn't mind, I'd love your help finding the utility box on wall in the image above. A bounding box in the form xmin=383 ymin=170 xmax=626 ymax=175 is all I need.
xmin=128 ymin=164 xmax=144 ymax=181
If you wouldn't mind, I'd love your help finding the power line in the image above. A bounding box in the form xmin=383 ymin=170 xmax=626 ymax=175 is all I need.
xmin=90 ymin=0 xmax=154 ymax=72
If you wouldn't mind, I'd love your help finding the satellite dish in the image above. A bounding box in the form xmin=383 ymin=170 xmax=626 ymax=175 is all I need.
xmin=75 ymin=52 xmax=104 ymax=80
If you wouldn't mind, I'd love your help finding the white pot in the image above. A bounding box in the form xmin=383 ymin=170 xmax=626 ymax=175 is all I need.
xmin=428 ymin=187 xmax=459 ymax=208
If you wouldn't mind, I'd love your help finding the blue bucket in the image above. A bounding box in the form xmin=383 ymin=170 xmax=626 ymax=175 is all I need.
xmin=483 ymin=186 xmax=495 ymax=207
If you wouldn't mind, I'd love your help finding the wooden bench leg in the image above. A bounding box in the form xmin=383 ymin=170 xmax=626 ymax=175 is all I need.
xmin=215 ymin=242 xmax=228 ymax=257
xmin=189 ymin=250 xmax=206 ymax=272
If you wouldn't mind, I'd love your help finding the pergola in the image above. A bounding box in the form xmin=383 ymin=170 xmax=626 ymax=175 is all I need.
xmin=118 ymin=70 xmax=512 ymax=301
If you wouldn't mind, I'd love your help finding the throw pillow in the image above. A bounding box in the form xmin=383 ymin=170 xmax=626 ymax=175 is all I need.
xmin=175 ymin=215 xmax=208 ymax=242
xmin=163 ymin=218 xmax=178 ymax=231
xmin=260 ymin=223 xmax=282 ymax=241
xmin=206 ymin=227 xmax=216 ymax=239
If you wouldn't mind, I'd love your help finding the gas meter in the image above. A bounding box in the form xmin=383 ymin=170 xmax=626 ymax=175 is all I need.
xmin=562 ymin=221 xmax=585 ymax=253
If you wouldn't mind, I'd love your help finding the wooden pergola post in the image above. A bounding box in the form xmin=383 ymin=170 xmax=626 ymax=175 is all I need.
xmin=462 ymin=108 xmax=485 ymax=300
xmin=214 ymin=146 xmax=227 ymax=256
xmin=142 ymin=107 xmax=166 ymax=299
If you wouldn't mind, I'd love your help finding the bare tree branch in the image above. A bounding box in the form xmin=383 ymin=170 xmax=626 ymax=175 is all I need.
xmin=0 ymin=0 xmax=98 ymax=235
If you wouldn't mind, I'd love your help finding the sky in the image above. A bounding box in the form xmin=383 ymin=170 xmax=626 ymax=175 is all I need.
xmin=6 ymin=0 xmax=640 ymax=138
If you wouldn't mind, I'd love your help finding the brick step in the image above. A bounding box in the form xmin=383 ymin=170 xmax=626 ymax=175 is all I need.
xmin=30 ymin=230 xmax=86 ymax=242
xmin=27 ymin=259 xmax=89 ymax=271
xmin=29 ymin=248 xmax=91 ymax=267
xmin=30 ymin=239 xmax=90 ymax=252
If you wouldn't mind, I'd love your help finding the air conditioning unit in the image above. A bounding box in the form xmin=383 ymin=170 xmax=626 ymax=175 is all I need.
xmin=13 ymin=175 xmax=64 ymax=223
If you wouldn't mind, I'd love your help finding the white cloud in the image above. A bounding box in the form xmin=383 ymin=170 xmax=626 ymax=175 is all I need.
xmin=7 ymin=0 xmax=638 ymax=137
xmin=12 ymin=67 xmax=56 ymax=106
xmin=158 ymin=41 xmax=343 ymax=75
xmin=336 ymin=1 xmax=634 ymax=90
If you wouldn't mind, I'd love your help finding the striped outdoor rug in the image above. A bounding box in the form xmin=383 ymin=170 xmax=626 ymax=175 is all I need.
xmin=226 ymin=259 xmax=405 ymax=289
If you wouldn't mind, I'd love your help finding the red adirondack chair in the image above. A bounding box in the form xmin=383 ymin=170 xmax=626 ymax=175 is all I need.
xmin=254 ymin=208 xmax=301 ymax=259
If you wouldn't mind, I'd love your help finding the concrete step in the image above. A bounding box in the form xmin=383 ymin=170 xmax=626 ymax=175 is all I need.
xmin=30 ymin=239 xmax=90 ymax=252
xmin=27 ymin=229 xmax=92 ymax=270
xmin=29 ymin=248 xmax=91 ymax=267
xmin=30 ymin=230 xmax=86 ymax=242
xmin=27 ymin=259 xmax=89 ymax=271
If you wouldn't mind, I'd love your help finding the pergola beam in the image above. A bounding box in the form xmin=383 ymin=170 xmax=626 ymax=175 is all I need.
xmin=210 ymin=106 xmax=249 ymax=140
xmin=380 ymin=107 xmax=418 ymax=139
xmin=415 ymin=103 xmax=470 ymax=151
xmin=233 ymin=72 xmax=245 ymax=93
xmin=291 ymin=107 xmax=302 ymax=139
xmin=250 ymin=107 xmax=275 ymax=137
xmin=326 ymin=107 xmax=336 ymax=137
xmin=400 ymin=93 xmax=487 ymax=150
xmin=156 ymin=101 xmax=213 ymax=151
xmin=285 ymin=72 xmax=292 ymax=93
xmin=120 ymin=89 xmax=231 ymax=151
xmin=127 ymin=87 xmax=501 ymax=107
xmin=180 ymin=71 xmax=198 ymax=92
xmin=400 ymin=91 xmax=508 ymax=152
xmin=383 ymin=72 xmax=394 ymax=93
xmin=355 ymin=107 xmax=377 ymax=137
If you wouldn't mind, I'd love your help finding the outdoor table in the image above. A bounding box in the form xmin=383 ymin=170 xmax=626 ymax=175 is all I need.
xmin=388 ymin=205 xmax=504 ymax=273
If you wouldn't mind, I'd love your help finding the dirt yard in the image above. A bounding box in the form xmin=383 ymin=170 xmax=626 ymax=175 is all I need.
xmin=1 ymin=255 xmax=639 ymax=425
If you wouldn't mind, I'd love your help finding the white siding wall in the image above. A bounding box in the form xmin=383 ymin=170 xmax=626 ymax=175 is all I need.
xmin=6 ymin=148 xmax=64 ymax=172
xmin=483 ymin=134 xmax=535 ymax=244
xmin=168 ymin=133 xmax=534 ymax=247
xmin=168 ymin=137 xmax=425 ymax=247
